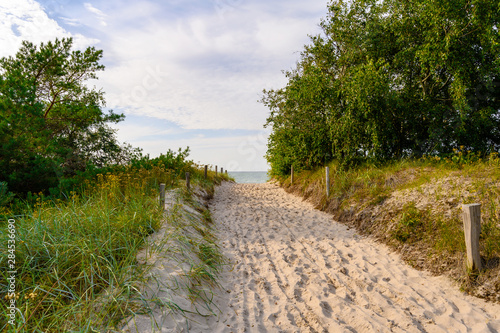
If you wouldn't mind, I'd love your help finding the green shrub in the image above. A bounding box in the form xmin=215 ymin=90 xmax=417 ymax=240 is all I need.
xmin=392 ymin=203 xmax=425 ymax=242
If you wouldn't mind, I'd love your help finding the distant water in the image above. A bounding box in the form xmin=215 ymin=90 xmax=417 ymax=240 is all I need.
xmin=228 ymin=171 xmax=270 ymax=184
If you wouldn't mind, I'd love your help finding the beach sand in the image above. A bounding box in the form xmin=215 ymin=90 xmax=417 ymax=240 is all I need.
xmin=124 ymin=182 xmax=500 ymax=332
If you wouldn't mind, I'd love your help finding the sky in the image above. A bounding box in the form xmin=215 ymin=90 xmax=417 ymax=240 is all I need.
xmin=0 ymin=0 xmax=328 ymax=171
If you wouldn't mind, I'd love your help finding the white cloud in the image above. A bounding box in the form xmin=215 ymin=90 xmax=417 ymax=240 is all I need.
xmin=91 ymin=0 xmax=326 ymax=131
xmin=59 ymin=16 xmax=81 ymax=27
xmin=0 ymin=0 xmax=98 ymax=58
xmin=83 ymin=3 xmax=107 ymax=26
xmin=110 ymin=121 xmax=183 ymax=142
xmin=0 ymin=0 xmax=326 ymax=170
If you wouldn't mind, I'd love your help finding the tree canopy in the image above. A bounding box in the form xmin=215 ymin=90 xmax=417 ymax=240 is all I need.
xmin=0 ymin=38 xmax=138 ymax=194
xmin=262 ymin=0 xmax=500 ymax=175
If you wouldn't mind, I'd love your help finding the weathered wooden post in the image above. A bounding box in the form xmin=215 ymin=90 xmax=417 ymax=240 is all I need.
xmin=225 ymin=170 xmax=228 ymax=174
xmin=221 ymin=167 xmax=224 ymax=174
xmin=186 ymin=172 xmax=190 ymax=190
xmin=462 ymin=203 xmax=482 ymax=271
xmin=326 ymin=166 xmax=330 ymax=197
xmin=204 ymin=165 xmax=208 ymax=179
xmin=291 ymin=165 xmax=294 ymax=185
xmin=159 ymin=183 xmax=165 ymax=210
xmin=215 ymin=166 xmax=218 ymax=176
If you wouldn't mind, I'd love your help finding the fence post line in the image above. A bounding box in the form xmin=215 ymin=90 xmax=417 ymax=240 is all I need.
xmin=159 ymin=183 xmax=166 ymax=210
xmin=291 ymin=165 xmax=294 ymax=185
xmin=204 ymin=165 xmax=208 ymax=179
xmin=186 ymin=172 xmax=190 ymax=190
xmin=462 ymin=203 xmax=482 ymax=271
xmin=326 ymin=166 xmax=330 ymax=197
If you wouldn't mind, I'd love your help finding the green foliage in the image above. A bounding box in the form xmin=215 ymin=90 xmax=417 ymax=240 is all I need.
xmin=130 ymin=147 xmax=192 ymax=174
xmin=0 ymin=182 xmax=14 ymax=207
xmin=263 ymin=0 xmax=500 ymax=175
xmin=434 ymin=216 xmax=466 ymax=254
xmin=481 ymin=213 xmax=500 ymax=259
xmin=0 ymin=38 xmax=137 ymax=195
xmin=392 ymin=203 xmax=425 ymax=242
xmin=391 ymin=203 xmax=464 ymax=252
xmin=263 ymin=64 xmax=335 ymax=174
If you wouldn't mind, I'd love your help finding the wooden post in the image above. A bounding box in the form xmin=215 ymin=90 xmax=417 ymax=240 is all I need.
xmin=186 ymin=172 xmax=190 ymax=190
xmin=159 ymin=183 xmax=165 ymax=210
xmin=204 ymin=165 xmax=208 ymax=179
xmin=221 ymin=167 xmax=224 ymax=174
xmin=291 ymin=165 xmax=294 ymax=185
xmin=462 ymin=204 xmax=482 ymax=271
xmin=225 ymin=170 xmax=228 ymax=174
xmin=215 ymin=166 xmax=218 ymax=176
xmin=326 ymin=166 xmax=330 ymax=197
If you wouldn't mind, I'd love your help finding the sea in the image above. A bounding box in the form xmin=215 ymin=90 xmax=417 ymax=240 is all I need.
xmin=227 ymin=171 xmax=270 ymax=184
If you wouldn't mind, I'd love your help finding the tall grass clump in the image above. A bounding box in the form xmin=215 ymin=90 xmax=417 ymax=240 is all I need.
xmin=0 ymin=169 xmax=168 ymax=331
xmin=0 ymin=149 xmax=230 ymax=331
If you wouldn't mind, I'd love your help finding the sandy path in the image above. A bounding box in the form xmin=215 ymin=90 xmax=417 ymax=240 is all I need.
xmin=203 ymin=182 xmax=500 ymax=333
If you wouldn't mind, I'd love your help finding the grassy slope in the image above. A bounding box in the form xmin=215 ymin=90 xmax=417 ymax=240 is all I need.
xmin=277 ymin=154 xmax=500 ymax=302
xmin=0 ymin=166 xmax=231 ymax=332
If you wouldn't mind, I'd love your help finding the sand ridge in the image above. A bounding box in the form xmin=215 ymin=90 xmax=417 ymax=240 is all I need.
xmin=203 ymin=182 xmax=500 ymax=332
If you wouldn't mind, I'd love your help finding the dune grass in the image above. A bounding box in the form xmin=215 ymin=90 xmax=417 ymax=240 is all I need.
xmin=0 ymin=164 xmax=231 ymax=332
xmin=121 ymin=185 xmax=228 ymax=331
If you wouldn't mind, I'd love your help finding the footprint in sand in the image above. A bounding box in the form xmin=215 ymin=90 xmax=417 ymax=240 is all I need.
xmin=147 ymin=182 xmax=500 ymax=333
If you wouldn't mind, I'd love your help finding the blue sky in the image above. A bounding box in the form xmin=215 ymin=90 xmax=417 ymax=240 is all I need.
xmin=0 ymin=0 xmax=327 ymax=171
